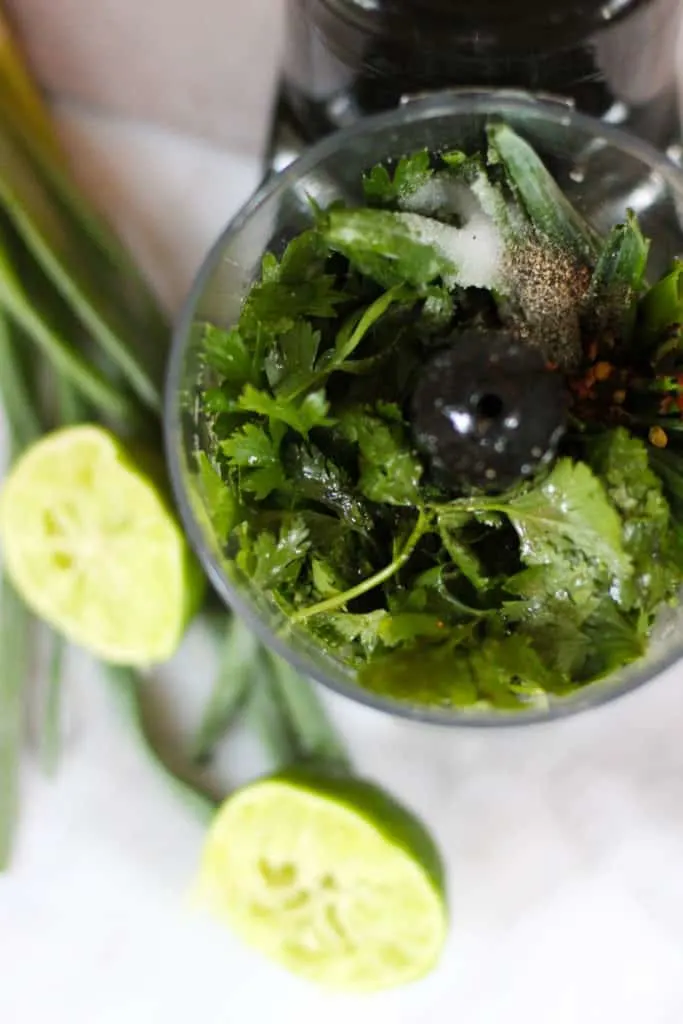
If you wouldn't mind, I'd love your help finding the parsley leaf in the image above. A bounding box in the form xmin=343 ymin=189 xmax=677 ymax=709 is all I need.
xmin=274 ymin=229 xmax=329 ymax=284
xmin=321 ymin=610 xmax=389 ymax=655
xmin=504 ymin=459 xmax=631 ymax=585
xmin=194 ymin=452 xmax=240 ymax=541
xmin=321 ymin=208 xmax=457 ymax=289
xmin=339 ymin=405 xmax=423 ymax=506
xmin=202 ymin=324 xmax=253 ymax=386
xmin=236 ymin=516 xmax=310 ymax=590
xmin=239 ymin=279 xmax=345 ymax=337
xmin=359 ymin=635 xmax=479 ymax=708
xmin=363 ymin=150 xmax=433 ymax=205
xmin=265 ymin=321 xmax=321 ymax=397
xmin=221 ymin=421 xmax=288 ymax=499
xmin=360 ymin=630 xmax=565 ymax=711
xmin=470 ymin=634 xmax=557 ymax=709
xmin=264 ymin=286 xmax=414 ymax=403
xmin=516 ymin=609 xmax=592 ymax=681
xmin=237 ymin=383 xmax=334 ymax=437
xmin=578 ymin=599 xmax=646 ymax=681
xmin=238 ymin=231 xmax=344 ymax=340
xmin=284 ymin=443 xmax=373 ymax=533
xmin=588 ymin=428 xmax=681 ymax=615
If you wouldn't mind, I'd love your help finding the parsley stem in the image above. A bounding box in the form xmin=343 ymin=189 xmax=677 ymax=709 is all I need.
xmin=290 ymin=509 xmax=429 ymax=623
xmin=284 ymin=284 xmax=410 ymax=401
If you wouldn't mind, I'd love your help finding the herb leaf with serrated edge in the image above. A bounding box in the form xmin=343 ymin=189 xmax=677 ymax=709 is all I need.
xmin=221 ymin=421 xmax=288 ymax=500
xmin=363 ymin=149 xmax=433 ymax=206
xmin=198 ymin=133 xmax=683 ymax=716
xmin=339 ymin=404 xmax=423 ymax=506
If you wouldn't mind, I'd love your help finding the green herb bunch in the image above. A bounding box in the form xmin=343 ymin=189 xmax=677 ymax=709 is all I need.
xmin=199 ymin=125 xmax=683 ymax=713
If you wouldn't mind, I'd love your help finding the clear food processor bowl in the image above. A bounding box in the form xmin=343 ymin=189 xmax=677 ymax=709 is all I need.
xmin=165 ymin=91 xmax=683 ymax=726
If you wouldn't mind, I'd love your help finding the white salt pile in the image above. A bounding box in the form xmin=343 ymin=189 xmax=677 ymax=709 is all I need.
xmin=396 ymin=210 xmax=503 ymax=290
xmin=399 ymin=174 xmax=479 ymax=220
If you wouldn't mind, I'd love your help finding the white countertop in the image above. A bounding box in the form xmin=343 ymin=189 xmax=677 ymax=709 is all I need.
xmin=2 ymin=102 xmax=683 ymax=1024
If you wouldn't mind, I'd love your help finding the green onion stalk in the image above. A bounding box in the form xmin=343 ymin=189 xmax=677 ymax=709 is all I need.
xmin=0 ymin=7 xmax=354 ymax=865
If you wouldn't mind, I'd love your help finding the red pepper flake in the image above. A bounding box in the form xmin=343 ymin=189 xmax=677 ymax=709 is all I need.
xmin=593 ymin=361 xmax=613 ymax=381
xmin=649 ymin=426 xmax=669 ymax=448
xmin=587 ymin=341 xmax=598 ymax=361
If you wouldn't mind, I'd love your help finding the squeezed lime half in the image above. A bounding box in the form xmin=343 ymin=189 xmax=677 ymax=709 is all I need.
xmin=0 ymin=425 xmax=205 ymax=664
xmin=195 ymin=771 xmax=448 ymax=991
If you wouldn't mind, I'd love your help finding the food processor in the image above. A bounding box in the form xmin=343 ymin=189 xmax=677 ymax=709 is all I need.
xmin=167 ymin=92 xmax=683 ymax=725
xmin=267 ymin=0 xmax=683 ymax=171
xmin=166 ymin=2 xmax=683 ymax=725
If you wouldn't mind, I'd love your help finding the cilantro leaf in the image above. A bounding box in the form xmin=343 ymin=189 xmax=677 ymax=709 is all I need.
xmin=471 ymin=634 xmax=558 ymax=708
xmin=504 ymin=459 xmax=631 ymax=585
xmin=202 ymin=324 xmax=253 ymax=385
xmin=237 ymin=383 xmax=334 ymax=437
xmin=321 ymin=208 xmax=457 ymax=289
xmin=284 ymin=443 xmax=373 ymax=533
xmin=360 ymin=630 xmax=566 ymax=711
xmin=359 ymin=634 xmax=479 ymax=708
xmin=275 ymin=229 xmax=329 ymax=284
xmin=194 ymin=452 xmax=240 ymax=540
xmin=588 ymin=428 xmax=680 ymax=615
xmin=221 ymin=422 xmax=288 ymax=499
xmin=516 ymin=610 xmax=592 ymax=682
xmin=363 ymin=150 xmax=433 ymax=205
xmin=265 ymin=321 xmax=321 ymax=396
xmin=339 ymin=405 xmax=423 ymax=506
xmin=239 ymin=267 xmax=345 ymax=336
xmin=236 ymin=516 xmax=310 ymax=590
xmin=262 ymin=287 xmax=415 ymax=404
xmin=320 ymin=610 xmax=389 ymax=655
xmin=578 ymin=599 xmax=646 ymax=681
xmin=202 ymin=386 xmax=239 ymax=416
xmin=589 ymin=429 xmax=668 ymax=526
xmin=362 ymin=165 xmax=394 ymax=205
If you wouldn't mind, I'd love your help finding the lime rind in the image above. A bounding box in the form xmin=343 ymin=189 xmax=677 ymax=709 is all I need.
xmin=196 ymin=771 xmax=447 ymax=991
xmin=0 ymin=425 xmax=205 ymax=664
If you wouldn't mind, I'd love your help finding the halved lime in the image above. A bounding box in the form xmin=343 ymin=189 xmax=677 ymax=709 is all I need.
xmin=195 ymin=770 xmax=447 ymax=991
xmin=0 ymin=425 xmax=205 ymax=664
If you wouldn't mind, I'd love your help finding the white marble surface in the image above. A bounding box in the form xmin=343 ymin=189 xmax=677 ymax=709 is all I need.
xmin=3 ymin=102 xmax=683 ymax=1024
